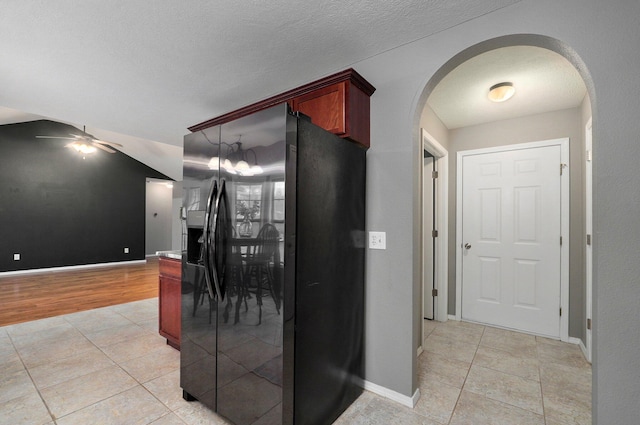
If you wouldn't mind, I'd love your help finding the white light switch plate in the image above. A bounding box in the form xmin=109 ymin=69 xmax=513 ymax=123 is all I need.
xmin=369 ymin=231 xmax=386 ymax=250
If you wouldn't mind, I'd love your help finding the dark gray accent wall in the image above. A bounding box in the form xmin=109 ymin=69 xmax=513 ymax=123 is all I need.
xmin=0 ymin=120 xmax=169 ymax=272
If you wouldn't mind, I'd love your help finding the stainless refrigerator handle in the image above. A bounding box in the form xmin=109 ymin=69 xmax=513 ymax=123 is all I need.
xmin=210 ymin=179 xmax=226 ymax=301
xmin=202 ymin=180 xmax=217 ymax=300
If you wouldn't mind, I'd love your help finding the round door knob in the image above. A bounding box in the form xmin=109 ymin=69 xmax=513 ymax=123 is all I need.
xmin=464 ymin=243 xmax=472 ymax=250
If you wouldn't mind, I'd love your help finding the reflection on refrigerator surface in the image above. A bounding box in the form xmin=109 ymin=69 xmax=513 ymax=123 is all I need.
xmin=181 ymin=103 xmax=366 ymax=425
xmin=182 ymin=107 xmax=287 ymax=424
xmin=218 ymin=220 xmax=284 ymax=425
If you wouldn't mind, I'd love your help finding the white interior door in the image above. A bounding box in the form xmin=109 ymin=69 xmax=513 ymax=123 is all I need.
xmin=461 ymin=144 xmax=562 ymax=337
xmin=423 ymin=155 xmax=435 ymax=320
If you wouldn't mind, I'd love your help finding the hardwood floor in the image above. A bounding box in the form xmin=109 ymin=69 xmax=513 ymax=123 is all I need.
xmin=0 ymin=258 xmax=159 ymax=327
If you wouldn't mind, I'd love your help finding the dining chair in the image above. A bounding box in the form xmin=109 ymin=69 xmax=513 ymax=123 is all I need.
xmin=244 ymin=223 xmax=281 ymax=324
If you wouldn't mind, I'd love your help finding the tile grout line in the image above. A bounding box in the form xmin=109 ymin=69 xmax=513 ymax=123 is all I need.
xmin=536 ymin=336 xmax=549 ymax=425
xmin=477 ymin=330 xmax=545 ymax=419
xmin=445 ymin=322 xmax=485 ymax=425
xmin=5 ymin=327 xmax=58 ymax=425
xmin=82 ymin=304 xmax=185 ymax=423
xmin=37 ymin=307 xmax=145 ymax=420
xmin=42 ymin=305 xmax=172 ymax=424
xmin=44 ymin=311 xmax=133 ymax=422
xmin=0 ymin=300 xmax=173 ymax=425
xmin=448 ymin=324 xmax=553 ymax=422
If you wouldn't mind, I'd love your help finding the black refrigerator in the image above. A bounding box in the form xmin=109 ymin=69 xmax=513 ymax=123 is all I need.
xmin=180 ymin=103 xmax=366 ymax=425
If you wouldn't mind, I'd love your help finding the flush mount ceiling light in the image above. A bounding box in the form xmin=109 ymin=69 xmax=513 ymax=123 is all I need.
xmin=488 ymin=82 xmax=515 ymax=102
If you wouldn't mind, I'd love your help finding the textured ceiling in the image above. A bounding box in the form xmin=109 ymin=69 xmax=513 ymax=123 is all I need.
xmin=0 ymin=0 xmax=525 ymax=179
xmin=428 ymin=46 xmax=587 ymax=129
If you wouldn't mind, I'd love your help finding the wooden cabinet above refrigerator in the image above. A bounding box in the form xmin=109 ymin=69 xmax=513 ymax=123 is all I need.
xmin=188 ymin=68 xmax=375 ymax=148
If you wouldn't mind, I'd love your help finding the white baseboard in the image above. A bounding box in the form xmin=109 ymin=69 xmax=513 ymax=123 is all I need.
xmin=579 ymin=340 xmax=589 ymax=362
xmin=0 ymin=260 xmax=147 ymax=277
xmin=448 ymin=314 xmax=457 ymax=321
xmin=567 ymin=336 xmax=591 ymax=362
xmin=570 ymin=337 xmax=590 ymax=362
xmin=362 ymin=379 xmax=420 ymax=408
xmin=567 ymin=336 xmax=581 ymax=345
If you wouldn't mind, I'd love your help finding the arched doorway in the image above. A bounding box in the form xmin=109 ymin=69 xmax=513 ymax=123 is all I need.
xmin=413 ymin=34 xmax=595 ymax=423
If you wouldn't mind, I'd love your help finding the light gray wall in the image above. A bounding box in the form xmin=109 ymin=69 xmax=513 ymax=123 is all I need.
xmin=145 ymin=181 xmax=173 ymax=255
xmin=446 ymin=108 xmax=584 ymax=340
xmin=351 ymin=0 xmax=640 ymax=422
xmin=419 ymin=104 xmax=450 ymax=151
xmin=171 ymin=181 xmax=184 ymax=251
xmin=365 ymin=79 xmax=421 ymax=395
xmin=576 ymin=92 xmax=593 ymax=343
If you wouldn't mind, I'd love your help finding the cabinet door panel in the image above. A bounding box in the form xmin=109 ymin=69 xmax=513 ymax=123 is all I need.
xmin=293 ymin=83 xmax=346 ymax=135
xmin=159 ymin=258 xmax=181 ymax=349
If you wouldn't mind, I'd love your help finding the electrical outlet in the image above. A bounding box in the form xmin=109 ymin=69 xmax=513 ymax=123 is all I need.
xmin=13 ymin=253 xmax=20 ymax=261
xmin=124 ymin=247 xmax=129 ymax=254
xmin=369 ymin=231 xmax=386 ymax=250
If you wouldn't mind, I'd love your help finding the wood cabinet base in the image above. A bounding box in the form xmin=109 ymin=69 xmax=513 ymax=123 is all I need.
xmin=159 ymin=257 xmax=181 ymax=350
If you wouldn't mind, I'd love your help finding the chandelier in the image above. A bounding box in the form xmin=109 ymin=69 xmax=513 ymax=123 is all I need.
xmin=207 ymin=140 xmax=263 ymax=176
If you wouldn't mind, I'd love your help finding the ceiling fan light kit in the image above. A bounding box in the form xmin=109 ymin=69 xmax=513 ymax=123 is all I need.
xmin=68 ymin=142 xmax=97 ymax=154
xmin=488 ymin=82 xmax=515 ymax=102
xmin=36 ymin=125 xmax=122 ymax=155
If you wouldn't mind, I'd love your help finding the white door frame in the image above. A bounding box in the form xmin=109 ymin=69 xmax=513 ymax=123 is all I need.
xmin=421 ymin=128 xmax=449 ymax=324
xmin=455 ymin=138 xmax=570 ymax=342
xmin=423 ymin=154 xmax=435 ymax=320
xmin=585 ymin=118 xmax=593 ymax=362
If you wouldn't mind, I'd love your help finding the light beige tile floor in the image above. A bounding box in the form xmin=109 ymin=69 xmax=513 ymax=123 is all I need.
xmin=0 ymin=300 xmax=591 ymax=424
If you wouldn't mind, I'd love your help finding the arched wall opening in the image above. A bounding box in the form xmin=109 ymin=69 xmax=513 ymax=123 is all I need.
xmin=410 ymin=32 xmax=596 ymax=394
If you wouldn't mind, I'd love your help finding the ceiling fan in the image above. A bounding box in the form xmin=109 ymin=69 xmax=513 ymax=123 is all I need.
xmin=36 ymin=125 xmax=123 ymax=154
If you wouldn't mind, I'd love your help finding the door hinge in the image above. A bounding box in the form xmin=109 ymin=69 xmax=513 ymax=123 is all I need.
xmin=560 ymin=236 xmax=563 ymax=246
xmin=560 ymin=307 xmax=562 ymax=317
xmin=587 ymin=318 xmax=592 ymax=330
xmin=560 ymin=163 xmax=567 ymax=175
xmin=432 ymin=230 xmax=438 ymax=238
xmin=432 ymin=171 xmax=438 ymax=179
xmin=587 ymin=234 xmax=592 ymax=246
xmin=432 ymin=288 xmax=438 ymax=297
